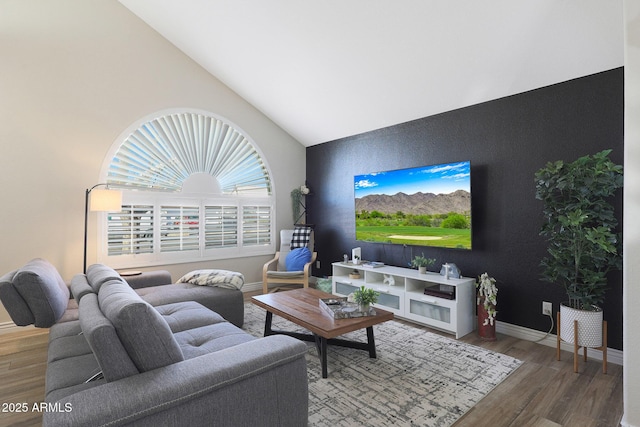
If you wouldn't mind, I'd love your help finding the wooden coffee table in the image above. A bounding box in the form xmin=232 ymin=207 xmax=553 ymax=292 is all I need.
xmin=251 ymin=287 xmax=394 ymax=378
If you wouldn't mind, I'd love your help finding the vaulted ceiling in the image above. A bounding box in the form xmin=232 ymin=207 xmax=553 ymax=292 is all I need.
xmin=119 ymin=0 xmax=624 ymax=147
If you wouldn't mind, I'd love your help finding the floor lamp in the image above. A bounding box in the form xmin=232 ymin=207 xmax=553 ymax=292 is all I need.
xmin=84 ymin=184 xmax=122 ymax=273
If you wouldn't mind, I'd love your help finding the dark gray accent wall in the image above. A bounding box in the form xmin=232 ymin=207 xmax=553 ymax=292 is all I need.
xmin=306 ymin=68 xmax=624 ymax=350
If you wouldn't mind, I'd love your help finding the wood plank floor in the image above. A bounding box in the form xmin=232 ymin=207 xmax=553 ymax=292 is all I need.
xmin=0 ymin=291 xmax=623 ymax=427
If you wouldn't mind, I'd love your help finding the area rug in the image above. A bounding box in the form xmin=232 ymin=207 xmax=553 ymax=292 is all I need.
xmin=243 ymin=303 xmax=522 ymax=427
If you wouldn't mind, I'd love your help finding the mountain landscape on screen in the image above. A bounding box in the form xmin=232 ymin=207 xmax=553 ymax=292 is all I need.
xmin=354 ymin=162 xmax=472 ymax=249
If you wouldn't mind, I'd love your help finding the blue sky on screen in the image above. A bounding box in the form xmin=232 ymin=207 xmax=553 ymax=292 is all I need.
xmin=354 ymin=161 xmax=470 ymax=197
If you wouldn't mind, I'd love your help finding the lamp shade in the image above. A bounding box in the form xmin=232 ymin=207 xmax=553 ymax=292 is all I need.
xmin=89 ymin=188 xmax=122 ymax=212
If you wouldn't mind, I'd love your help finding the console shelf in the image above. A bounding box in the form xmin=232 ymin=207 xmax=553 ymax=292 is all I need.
xmin=331 ymin=262 xmax=475 ymax=338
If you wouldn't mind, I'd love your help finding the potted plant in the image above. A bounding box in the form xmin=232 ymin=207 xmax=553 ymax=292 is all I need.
xmin=476 ymin=273 xmax=498 ymax=341
xmin=534 ymin=149 xmax=623 ymax=348
xmin=352 ymin=285 xmax=379 ymax=312
xmin=290 ymin=185 xmax=310 ymax=224
xmin=411 ymin=253 xmax=436 ymax=274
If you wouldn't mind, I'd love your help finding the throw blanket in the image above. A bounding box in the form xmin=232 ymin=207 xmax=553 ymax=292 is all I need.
xmin=177 ymin=269 xmax=245 ymax=290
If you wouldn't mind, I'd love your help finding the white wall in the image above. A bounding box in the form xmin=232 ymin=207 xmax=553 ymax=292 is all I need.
xmin=623 ymin=1 xmax=640 ymax=425
xmin=0 ymin=0 xmax=305 ymax=324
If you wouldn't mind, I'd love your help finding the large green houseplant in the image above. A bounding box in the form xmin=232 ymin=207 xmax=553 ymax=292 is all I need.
xmin=534 ymin=149 xmax=623 ymax=347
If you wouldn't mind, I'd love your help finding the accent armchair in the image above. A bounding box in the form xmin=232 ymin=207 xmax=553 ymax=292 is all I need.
xmin=262 ymin=228 xmax=317 ymax=294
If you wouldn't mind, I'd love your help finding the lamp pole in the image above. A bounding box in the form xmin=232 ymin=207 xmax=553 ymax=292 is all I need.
xmin=83 ymin=184 xmax=122 ymax=274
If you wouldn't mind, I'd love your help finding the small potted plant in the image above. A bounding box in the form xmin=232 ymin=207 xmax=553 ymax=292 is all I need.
xmin=411 ymin=253 xmax=436 ymax=274
xmin=352 ymin=285 xmax=379 ymax=312
xmin=476 ymin=272 xmax=498 ymax=340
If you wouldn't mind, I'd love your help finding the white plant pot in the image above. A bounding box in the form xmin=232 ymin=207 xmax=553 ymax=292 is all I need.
xmin=559 ymin=303 xmax=603 ymax=348
xmin=418 ymin=266 xmax=427 ymax=274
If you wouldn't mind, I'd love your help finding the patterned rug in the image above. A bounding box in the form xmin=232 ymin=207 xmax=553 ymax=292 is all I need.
xmin=243 ymin=303 xmax=522 ymax=427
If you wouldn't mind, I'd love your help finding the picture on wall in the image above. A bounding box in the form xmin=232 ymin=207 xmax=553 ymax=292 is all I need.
xmin=354 ymin=161 xmax=471 ymax=250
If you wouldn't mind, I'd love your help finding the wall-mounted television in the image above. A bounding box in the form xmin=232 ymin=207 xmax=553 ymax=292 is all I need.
xmin=354 ymin=161 xmax=471 ymax=250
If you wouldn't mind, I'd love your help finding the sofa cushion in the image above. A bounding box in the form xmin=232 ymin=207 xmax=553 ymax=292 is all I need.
xmin=86 ymin=264 xmax=123 ymax=293
xmin=155 ymin=301 xmax=227 ymax=333
xmin=45 ymin=353 xmax=103 ymax=400
xmin=136 ymin=283 xmax=245 ymax=328
xmin=99 ymin=279 xmax=184 ymax=372
xmin=80 ymin=293 xmax=139 ymax=382
xmin=0 ymin=269 xmax=35 ymax=326
xmin=69 ymin=274 xmax=95 ymax=302
xmin=12 ymin=258 xmax=70 ymax=327
xmin=174 ymin=322 xmax=256 ymax=359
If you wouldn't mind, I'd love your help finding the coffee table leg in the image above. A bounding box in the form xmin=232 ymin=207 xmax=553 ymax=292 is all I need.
xmin=264 ymin=311 xmax=273 ymax=337
xmin=366 ymin=326 xmax=376 ymax=358
xmin=314 ymin=334 xmax=328 ymax=378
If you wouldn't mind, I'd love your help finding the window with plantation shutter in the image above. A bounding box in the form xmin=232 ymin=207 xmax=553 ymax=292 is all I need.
xmin=205 ymin=205 xmax=238 ymax=248
xmin=243 ymin=205 xmax=272 ymax=246
xmin=107 ymin=205 xmax=154 ymax=256
xmin=160 ymin=206 xmax=200 ymax=252
xmin=98 ymin=109 xmax=275 ymax=268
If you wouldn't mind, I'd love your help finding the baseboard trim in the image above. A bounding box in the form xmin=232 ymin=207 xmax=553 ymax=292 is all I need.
xmin=0 ymin=321 xmax=34 ymax=335
xmin=496 ymin=320 xmax=623 ymax=366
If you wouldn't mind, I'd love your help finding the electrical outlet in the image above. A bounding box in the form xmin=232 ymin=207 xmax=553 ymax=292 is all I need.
xmin=316 ymin=260 xmax=321 ymax=269
xmin=542 ymin=301 xmax=552 ymax=316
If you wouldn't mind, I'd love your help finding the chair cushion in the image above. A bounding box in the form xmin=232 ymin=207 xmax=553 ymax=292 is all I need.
xmin=290 ymin=226 xmax=312 ymax=249
xmin=286 ymin=247 xmax=312 ymax=271
xmin=12 ymin=258 xmax=70 ymax=327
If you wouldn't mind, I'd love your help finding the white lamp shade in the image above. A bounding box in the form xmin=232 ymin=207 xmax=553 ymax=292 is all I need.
xmin=89 ymin=188 xmax=122 ymax=212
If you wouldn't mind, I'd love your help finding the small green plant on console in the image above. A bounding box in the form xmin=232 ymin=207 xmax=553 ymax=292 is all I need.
xmin=353 ymin=286 xmax=379 ymax=307
xmin=411 ymin=253 xmax=436 ymax=269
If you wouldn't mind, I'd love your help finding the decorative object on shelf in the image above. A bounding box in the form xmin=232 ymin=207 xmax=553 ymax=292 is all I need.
xmin=476 ymin=273 xmax=498 ymax=341
xmin=349 ymin=270 xmax=361 ymax=279
xmin=439 ymin=263 xmax=461 ymax=279
xmin=383 ymin=274 xmax=395 ymax=286
xmin=290 ymin=184 xmax=310 ymax=224
xmin=535 ymin=150 xmax=622 ymax=373
xmin=351 ymin=285 xmax=379 ymax=312
xmin=411 ymin=253 xmax=436 ymax=274
xmin=352 ymin=247 xmax=361 ymax=264
xmin=319 ymin=297 xmax=376 ymax=318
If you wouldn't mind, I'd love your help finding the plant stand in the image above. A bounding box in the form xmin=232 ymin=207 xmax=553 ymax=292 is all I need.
xmin=477 ymin=301 xmax=496 ymax=341
xmin=556 ymin=312 xmax=607 ymax=374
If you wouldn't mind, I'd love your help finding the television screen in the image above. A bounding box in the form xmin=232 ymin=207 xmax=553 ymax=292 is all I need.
xmin=354 ymin=161 xmax=471 ymax=249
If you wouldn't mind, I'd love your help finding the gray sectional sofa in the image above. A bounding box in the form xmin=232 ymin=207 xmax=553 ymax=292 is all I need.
xmin=0 ymin=259 xmax=309 ymax=426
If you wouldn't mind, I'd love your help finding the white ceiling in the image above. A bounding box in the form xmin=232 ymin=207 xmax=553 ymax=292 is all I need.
xmin=119 ymin=0 xmax=624 ymax=147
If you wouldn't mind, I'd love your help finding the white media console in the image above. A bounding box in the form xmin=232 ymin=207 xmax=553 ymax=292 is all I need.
xmin=331 ymin=262 xmax=475 ymax=338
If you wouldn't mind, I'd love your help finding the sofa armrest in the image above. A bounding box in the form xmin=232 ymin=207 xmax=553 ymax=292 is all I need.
xmin=43 ymin=335 xmax=309 ymax=427
xmin=122 ymin=270 xmax=172 ymax=289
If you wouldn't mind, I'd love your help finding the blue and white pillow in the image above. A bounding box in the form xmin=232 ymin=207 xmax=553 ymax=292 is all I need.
xmin=286 ymin=247 xmax=312 ymax=271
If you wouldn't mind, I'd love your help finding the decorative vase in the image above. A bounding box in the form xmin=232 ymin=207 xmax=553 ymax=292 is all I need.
xmin=477 ymin=299 xmax=496 ymax=341
xmin=559 ymin=303 xmax=603 ymax=347
xmin=359 ymin=303 xmax=370 ymax=312
xmin=418 ymin=266 xmax=427 ymax=274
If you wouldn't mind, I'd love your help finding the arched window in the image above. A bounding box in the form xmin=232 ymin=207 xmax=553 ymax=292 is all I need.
xmin=98 ymin=110 xmax=274 ymax=268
